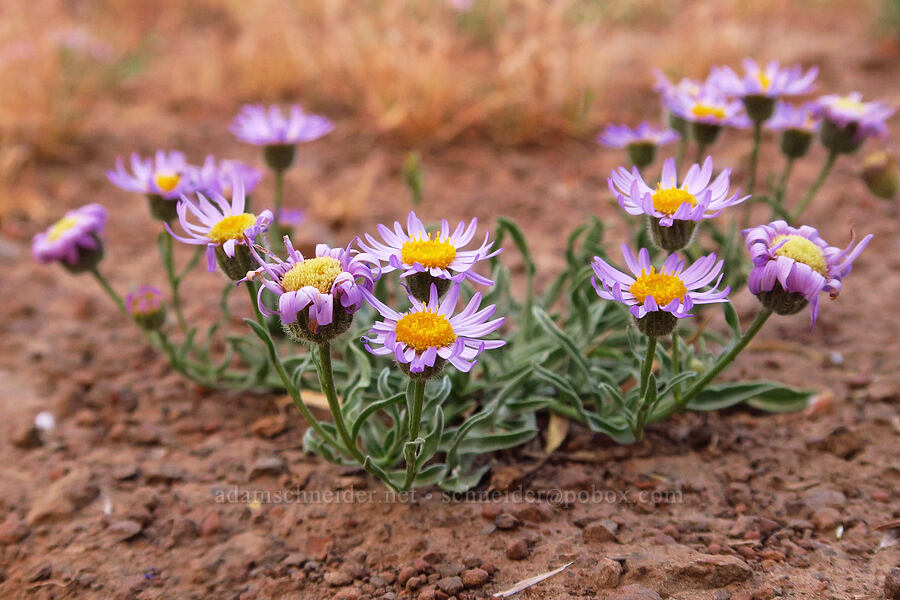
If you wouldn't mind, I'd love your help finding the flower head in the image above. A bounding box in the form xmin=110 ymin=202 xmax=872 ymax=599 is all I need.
xmin=813 ymin=93 xmax=894 ymax=150
xmin=609 ymin=157 xmax=748 ymax=227
xmin=127 ymin=286 xmax=165 ymax=330
xmin=32 ymin=203 xmax=107 ymax=271
xmin=362 ymin=283 xmax=504 ymax=378
xmin=597 ymin=123 xmax=680 ymax=148
xmin=246 ymin=238 xmax=378 ymax=343
xmin=711 ymin=59 xmax=818 ymax=98
xmin=359 ymin=212 xmax=500 ymax=299
xmin=767 ymin=101 xmax=820 ymax=132
xmin=107 ymin=151 xmax=195 ymax=199
xmin=165 ymin=179 xmax=272 ymax=279
xmin=592 ymin=245 xmax=730 ymax=318
xmin=230 ymin=104 xmax=334 ymax=147
xmin=743 ymin=220 xmax=872 ymax=326
xmin=668 ymin=87 xmax=751 ymax=128
xmin=194 ymin=156 xmax=263 ymax=198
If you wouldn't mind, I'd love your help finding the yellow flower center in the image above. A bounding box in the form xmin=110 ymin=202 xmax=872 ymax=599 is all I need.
xmin=772 ymin=234 xmax=828 ymax=276
xmin=394 ymin=309 xmax=457 ymax=352
xmin=756 ymin=71 xmax=771 ymax=90
xmin=208 ymin=213 xmax=257 ymax=244
xmin=833 ymin=96 xmax=866 ymax=115
xmin=691 ymin=103 xmax=727 ymax=120
xmin=401 ymin=235 xmax=457 ymax=270
xmin=48 ymin=216 xmax=80 ymax=241
xmin=630 ymin=268 xmax=688 ymax=307
xmin=154 ymin=172 xmax=181 ymax=193
xmin=281 ymin=257 xmax=343 ymax=293
xmin=651 ymin=186 xmax=697 ymax=216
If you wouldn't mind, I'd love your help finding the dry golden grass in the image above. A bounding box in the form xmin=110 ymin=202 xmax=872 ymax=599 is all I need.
xmin=0 ymin=0 xmax=881 ymax=167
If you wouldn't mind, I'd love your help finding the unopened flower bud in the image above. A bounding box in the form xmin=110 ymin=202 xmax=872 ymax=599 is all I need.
xmin=127 ymin=286 xmax=166 ymax=330
xmin=860 ymin=150 xmax=899 ymax=200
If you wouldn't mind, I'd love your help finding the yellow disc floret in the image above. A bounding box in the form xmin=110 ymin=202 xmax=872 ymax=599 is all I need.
xmin=401 ymin=235 xmax=457 ymax=270
xmin=651 ymin=186 xmax=697 ymax=216
xmin=208 ymin=214 xmax=258 ymax=244
xmin=833 ymin=96 xmax=866 ymax=115
xmin=281 ymin=257 xmax=343 ymax=294
xmin=756 ymin=71 xmax=771 ymax=90
xmin=630 ymin=268 xmax=688 ymax=307
xmin=395 ymin=309 xmax=457 ymax=352
xmin=691 ymin=103 xmax=727 ymax=120
xmin=48 ymin=216 xmax=80 ymax=241
xmin=154 ymin=172 xmax=181 ymax=193
xmin=772 ymin=234 xmax=828 ymax=276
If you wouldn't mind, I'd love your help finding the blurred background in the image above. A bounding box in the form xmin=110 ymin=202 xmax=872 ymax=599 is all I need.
xmin=1 ymin=0 xmax=898 ymax=221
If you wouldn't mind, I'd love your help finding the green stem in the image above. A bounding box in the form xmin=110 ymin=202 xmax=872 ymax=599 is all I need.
xmin=89 ymin=267 xmax=126 ymax=315
xmin=245 ymin=280 xmax=265 ymax=327
xmin=676 ymin=136 xmax=686 ymax=167
xmin=632 ymin=335 xmax=657 ymax=441
xmin=775 ymin=157 xmax=795 ymax=206
xmin=791 ymin=151 xmax=837 ymax=223
xmin=694 ymin=142 xmax=707 ymax=164
xmin=677 ymin=308 xmax=773 ymax=410
xmin=261 ymin=334 xmax=345 ymax=455
xmin=639 ymin=336 xmax=657 ymax=398
xmin=272 ymin=168 xmax=285 ymax=243
xmin=403 ymin=379 xmax=426 ymax=491
xmin=671 ymin=330 xmax=681 ymax=404
xmin=163 ymin=234 xmax=188 ymax=333
xmin=316 ymin=343 xmax=366 ymax=465
xmin=742 ymin=120 xmax=763 ymax=227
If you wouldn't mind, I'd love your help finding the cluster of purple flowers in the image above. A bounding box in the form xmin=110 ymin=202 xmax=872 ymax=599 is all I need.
xmin=242 ymin=211 xmax=505 ymax=377
xmin=599 ymin=59 xmax=893 ymax=164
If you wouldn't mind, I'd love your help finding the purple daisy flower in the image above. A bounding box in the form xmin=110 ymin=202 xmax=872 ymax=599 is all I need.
xmin=245 ymin=237 xmax=379 ymax=343
xmin=126 ymin=285 xmax=165 ymax=330
xmin=812 ymin=93 xmax=895 ymax=152
xmin=743 ymin=220 xmax=872 ymax=326
xmin=711 ymin=59 xmax=818 ymax=99
xmin=358 ymin=211 xmax=500 ymax=300
xmin=165 ymin=178 xmax=272 ymax=280
xmin=32 ymin=203 xmax=107 ymax=271
xmin=107 ymin=151 xmax=195 ymax=199
xmin=668 ymin=87 xmax=752 ymax=128
xmin=230 ymin=104 xmax=334 ymax=147
xmin=766 ymin=102 xmax=820 ymax=132
xmin=609 ymin=157 xmax=748 ymax=226
xmin=653 ymin=69 xmax=706 ymax=104
xmin=194 ymin=156 xmax=263 ymax=198
xmin=361 ymin=283 xmax=505 ymax=377
xmin=591 ymin=245 xmax=730 ymax=335
xmin=597 ymin=123 xmax=680 ymax=148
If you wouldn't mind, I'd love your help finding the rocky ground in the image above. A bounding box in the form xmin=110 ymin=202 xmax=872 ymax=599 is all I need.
xmin=2 ymin=7 xmax=900 ymax=598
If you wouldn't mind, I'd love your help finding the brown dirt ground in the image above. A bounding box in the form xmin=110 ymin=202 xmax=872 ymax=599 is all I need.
xmin=2 ymin=9 xmax=900 ymax=600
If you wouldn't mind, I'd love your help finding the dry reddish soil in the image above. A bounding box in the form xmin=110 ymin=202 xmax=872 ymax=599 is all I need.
xmin=3 ymin=31 xmax=900 ymax=600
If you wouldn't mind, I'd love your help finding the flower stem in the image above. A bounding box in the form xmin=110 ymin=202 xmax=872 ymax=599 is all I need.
xmin=261 ymin=333 xmax=345 ymax=455
xmin=742 ymin=120 xmax=763 ymax=227
xmin=775 ymin=157 xmax=795 ymax=206
xmin=695 ymin=142 xmax=707 ymax=164
xmin=632 ymin=335 xmax=657 ymax=441
xmin=317 ymin=342 xmax=366 ymax=465
xmin=403 ymin=378 xmax=426 ymax=491
xmin=272 ymin=168 xmax=285 ymax=242
xmin=671 ymin=330 xmax=681 ymax=404
xmin=677 ymin=308 xmax=773 ymax=410
xmin=89 ymin=267 xmax=126 ymax=315
xmin=245 ymin=280 xmax=265 ymax=327
xmin=161 ymin=233 xmax=188 ymax=333
xmin=791 ymin=151 xmax=837 ymax=223
xmin=676 ymin=137 xmax=686 ymax=167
